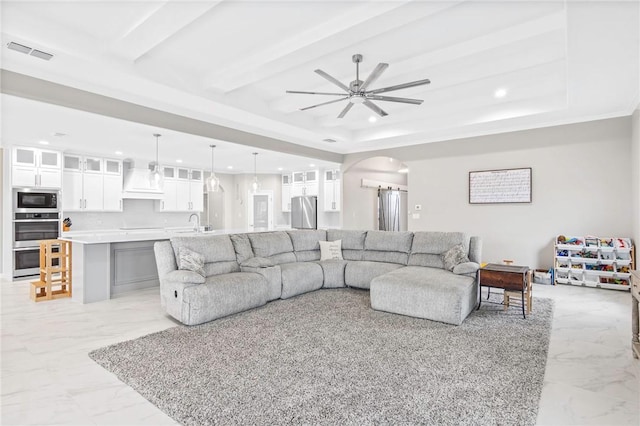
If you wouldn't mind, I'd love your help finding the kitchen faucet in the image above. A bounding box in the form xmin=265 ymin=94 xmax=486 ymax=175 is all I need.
xmin=189 ymin=213 xmax=200 ymax=233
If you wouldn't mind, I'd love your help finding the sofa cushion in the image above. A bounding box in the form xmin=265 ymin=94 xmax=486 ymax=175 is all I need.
xmin=204 ymin=262 xmax=240 ymax=277
xmin=442 ymin=245 xmax=470 ymax=271
xmin=320 ymin=240 xmax=343 ymax=260
xmin=365 ymin=231 xmax=414 ymax=252
xmin=180 ymin=272 xmax=268 ymax=325
xmin=408 ymin=232 xmax=469 ymax=269
xmin=230 ymin=233 xmax=254 ymax=264
xmin=453 ymin=262 xmax=480 ymax=275
xmin=317 ymin=259 xmax=348 ymax=288
xmin=287 ymin=230 xmax=327 ymax=251
xmin=248 ymin=232 xmax=296 ymax=265
xmin=370 ymin=266 xmax=477 ymax=326
xmin=177 ymin=246 xmax=206 ymax=277
xmin=241 ymin=257 xmax=275 ymax=268
xmin=345 ymin=261 xmax=404 ymax=289
xmin=280 ymin=262 xmax=323 ymax=299
xmin=240 ymin=264 xmax=282 ymax=301
xmin=327 ymin=230 xmax=366 ymax=261
xmin=171 ymin=234 xmax=237 ymax=264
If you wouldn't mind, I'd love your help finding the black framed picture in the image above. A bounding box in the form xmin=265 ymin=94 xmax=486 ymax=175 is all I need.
xmin=469 ymin=167 xmax=532 ymax=204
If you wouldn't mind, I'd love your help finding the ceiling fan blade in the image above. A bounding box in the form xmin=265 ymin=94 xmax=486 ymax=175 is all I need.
xmin=368 ymin=78 xmax=431 ymax=95
xmin=337 ymin=102 xmax=354 ymax=118
xmin=314 ymin=69 xmax=350 ymax=92
xmin=300 ymin=97 xmax=349 ymax=111
xmin=367 ymin=95 xmax=423 ymax=105
xmin=286 ymin=90 xmax=346 ymax=96
xmin=359 ymin=63 xmax=389 ymax=92
xmin=363 ymin=100 xmax=388 ymax=117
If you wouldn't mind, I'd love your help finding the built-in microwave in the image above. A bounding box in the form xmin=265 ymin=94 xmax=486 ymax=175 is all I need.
xmin=13 ymin=188 xmax=59 ymax=212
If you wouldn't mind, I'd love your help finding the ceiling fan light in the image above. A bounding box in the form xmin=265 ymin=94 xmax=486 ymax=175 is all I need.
xmin=349 ymin=95 xmax=365 ymax=104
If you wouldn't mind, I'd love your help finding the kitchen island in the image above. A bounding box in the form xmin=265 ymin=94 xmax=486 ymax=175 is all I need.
xmin=59 ymin=228 xmax=245 ymax=303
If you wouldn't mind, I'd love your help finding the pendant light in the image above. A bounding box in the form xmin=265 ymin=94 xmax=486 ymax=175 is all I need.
xmin=149 ymin=133 xmax=164 ymax=190
xmin=251 ymin=152 xmax=259 ymax=193
xmin=205 ymin=144 xmax=220 ymax=192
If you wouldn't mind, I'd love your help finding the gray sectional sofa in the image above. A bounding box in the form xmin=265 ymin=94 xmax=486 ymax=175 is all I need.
xmin=154 ymin=230 xmax=482 ymax=326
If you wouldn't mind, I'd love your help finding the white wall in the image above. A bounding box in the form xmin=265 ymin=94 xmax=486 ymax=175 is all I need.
xmin=632 ymin=107 xmax=640 ymax=248
xmin=343 ymin=117 xmax=632 ymax=269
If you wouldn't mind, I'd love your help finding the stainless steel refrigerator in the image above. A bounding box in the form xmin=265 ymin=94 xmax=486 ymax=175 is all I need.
xmin=291 ymin=196 xmax=317 ymax=229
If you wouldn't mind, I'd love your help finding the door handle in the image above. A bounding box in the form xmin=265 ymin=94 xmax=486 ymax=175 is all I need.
xmin=119 ymin=200 xmax=122 ymax=210
xmin=79 ymin=199 xmax=83 ymax=209
xmin=84 ymin=199 xmax=87 ymax=209
xmin=332 ymin=201 xmax=336 ymax=210
xmin=162 ymin=200 xmax=165 ymax=210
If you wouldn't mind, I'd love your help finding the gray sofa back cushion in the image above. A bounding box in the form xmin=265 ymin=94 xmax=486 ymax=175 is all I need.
xmin=362 ymin=231 xmax=413 ymax=265
xmin=230 ymin=233 xmax=254 ymax=264
xmin=171 ymin=234 xmax=239 ymax=277
xmin=287 ymin=230 xmax=327 ymax=262
xmin=327 ymin=229 xmax=366 ymax=261
xmin=248 ymin=232 xmax=296 ymax=265
xmin=171 ymin=235 xmax=237 ymax=263
xmin=408 ymin=232 xmax=470 ymax=269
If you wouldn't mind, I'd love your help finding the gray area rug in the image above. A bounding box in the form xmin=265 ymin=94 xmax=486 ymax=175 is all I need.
xmin=90 ymin=289 xmax=554 ymax=426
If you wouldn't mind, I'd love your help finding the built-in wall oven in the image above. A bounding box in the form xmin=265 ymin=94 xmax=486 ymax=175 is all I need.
xmin=12 ymin=189 xmax=61 ymax=278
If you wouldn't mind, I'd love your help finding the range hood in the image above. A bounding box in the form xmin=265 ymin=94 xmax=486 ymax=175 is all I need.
xmin=122 ymin=162 xmax=163 ymax=200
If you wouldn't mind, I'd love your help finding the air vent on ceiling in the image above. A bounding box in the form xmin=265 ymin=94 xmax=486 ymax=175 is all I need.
xmin=322 ymin=138 xmax=337 ymax=143
xmin=6 ymin=42 xmax=53 ymax=61
xmin=7 ymin=42 xmax=30 ymax=54
xmin=30 ymin=49 xmax=53 ymax=61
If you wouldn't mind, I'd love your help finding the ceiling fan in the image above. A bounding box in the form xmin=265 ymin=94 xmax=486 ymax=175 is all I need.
xmin=286 ymin=54 xmax=430 ymax=119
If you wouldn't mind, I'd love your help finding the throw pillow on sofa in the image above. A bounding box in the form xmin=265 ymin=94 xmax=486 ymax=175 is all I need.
xmin=320 ymin=240 xmax=343 ymax=260
xmin=442 ymin=244 xmax=469 ymax=271
xmin=178 ymin=246 xmax=206 ymax=278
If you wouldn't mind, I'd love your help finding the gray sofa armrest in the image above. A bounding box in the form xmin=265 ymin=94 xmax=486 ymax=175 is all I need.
xmin=154 ymin=240 xmax=177 ymax=277
xmin=165 ymin=270 xmax=206 ymax=284
xmin=468 ymin=237 xmax=482 ymax=264
xmin=240 ymin=264 xmax=282 ymax=301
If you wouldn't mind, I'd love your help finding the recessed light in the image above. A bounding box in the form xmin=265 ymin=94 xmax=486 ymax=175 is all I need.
xmin=398 ymin=168 xmax=409 ymax=173
xmin=494 ymin=88 xmax=508 ymax=98
xmin=309 ymin=164 xmax=315 ymax=167
xmin=115 ymin=151 xmax=123 ymax=155
xmin=38 ymin=140 xmax=49 ymax=145
xmin=277 ymin=167 xmax=283 ymax=171
xmin=227 ymin=166 xmax=233 ymax=169
xmin=176 ymin=159 xmax=183 ymax=163
xmin=52 ymin=132 xmax=67 ymax=137
xmin=368 ymin=116 xmax=377 ymax=123
xmin=322 ymin=138 xmax=337 ymax=143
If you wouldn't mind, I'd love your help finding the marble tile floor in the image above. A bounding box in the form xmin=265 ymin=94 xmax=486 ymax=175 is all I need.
xmin=1 ymin=278 xmax=638 ymax=425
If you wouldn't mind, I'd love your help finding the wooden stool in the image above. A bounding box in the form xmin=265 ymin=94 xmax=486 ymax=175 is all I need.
xmin=30 ymin=239 xmax=72 ymax=302
xmin=504 ymin=270 xmax=533 ymax=314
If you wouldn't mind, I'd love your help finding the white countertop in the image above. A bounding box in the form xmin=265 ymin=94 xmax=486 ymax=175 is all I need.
xmin=59 ymin=227 xmax=253 ymax=244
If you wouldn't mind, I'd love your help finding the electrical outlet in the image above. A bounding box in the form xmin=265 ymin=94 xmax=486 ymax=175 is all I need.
xmin=414 ymin=204 xmax=422 ymax=211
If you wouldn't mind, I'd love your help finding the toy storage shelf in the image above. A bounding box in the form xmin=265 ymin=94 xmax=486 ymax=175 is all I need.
xmin=554 ymin=235 xmax=635 ymax=291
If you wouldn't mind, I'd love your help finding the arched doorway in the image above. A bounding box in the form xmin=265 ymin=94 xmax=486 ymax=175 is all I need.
xmin=341 ymin=156 xmax=408 ymax=231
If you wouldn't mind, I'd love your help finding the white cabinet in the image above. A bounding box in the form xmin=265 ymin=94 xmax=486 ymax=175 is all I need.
xmin=323 ymin=169 xmax=341 ymax=212
xmin=292 ymin=170 xmax=319 ymax=197
xmin=158 ymin=167 xmax=203 ymax=212
xmin=554 ymin=235 xmax=636 ymax=291
xmin=62 ymin=155 xmax=122 ymax=212
xmin=281 ymin=174 xmax=292 ymax=212
xmin=12 ymin=147 xmax=62 ymax=188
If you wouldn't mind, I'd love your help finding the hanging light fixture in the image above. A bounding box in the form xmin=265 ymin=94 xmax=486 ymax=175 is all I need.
xmin=149 ymin=133 xmax=164 ymax=190
xmin=205 ymin=144 xmax=220 ymax=192
xmin=251 ymin=152 xmax=259 ymax=193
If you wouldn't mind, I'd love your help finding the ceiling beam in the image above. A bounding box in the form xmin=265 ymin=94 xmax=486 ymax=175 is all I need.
xmin=111 ymin=1 xmax=225 ymax=62
xmin=0 ymin=69 xmax=343 ymax=164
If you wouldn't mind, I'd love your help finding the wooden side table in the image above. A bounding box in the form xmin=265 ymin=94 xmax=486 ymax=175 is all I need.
xmin=631 ymin=270 xmax=640 ymax=359
xmin=478 ymin=263 xmax=530 ymax=319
